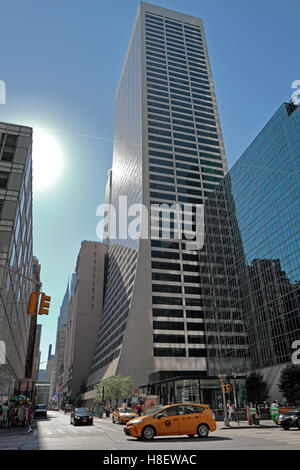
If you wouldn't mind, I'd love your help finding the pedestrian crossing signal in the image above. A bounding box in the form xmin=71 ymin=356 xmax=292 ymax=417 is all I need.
xmin=38 ymin=293 xmax=51 ymax=315
xmin=225 ymin=384 xmax=231 ymax=393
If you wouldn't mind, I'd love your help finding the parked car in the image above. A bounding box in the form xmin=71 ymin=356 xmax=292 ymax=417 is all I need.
xmin=276 ymin=407 xmax=300 ymax=430
xmin=124 ymin=403 xmax=216 ymax=440
xmin=70 ymin=408 xmax=93 ymax=426
xmin=112 ymin=408 xmax=137 ymax=424
xmin=35 ymin=404 xmax=47 ymax=418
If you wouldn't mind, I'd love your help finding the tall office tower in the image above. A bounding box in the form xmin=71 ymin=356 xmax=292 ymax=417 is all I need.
xmin=87 ymin=2 xmax=228 ymax=393
xmin=52 ymin=275 xmax=75 ymax=403
xmin=62 ymin=241 xmax=105 ymax=400
xmin=204 ymin=102 xmax=300 ymax=399
xmin=0 ymin=122 xmax=33 ymax=398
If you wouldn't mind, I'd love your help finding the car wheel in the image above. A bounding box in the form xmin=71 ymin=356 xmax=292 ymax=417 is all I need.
xmin=142 ymin=425 xmax=155 ymax=440
xmin=281 ymin=424 xmax=290 ymax=430
xmin=197 ymin=423 xmax=209 ymax=438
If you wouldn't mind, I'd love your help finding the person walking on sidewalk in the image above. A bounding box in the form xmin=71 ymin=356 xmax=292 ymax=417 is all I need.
xmin=135 ymin=403 xmax=141 ymax=416
xmin=105 ymin=405 xmax=111 ymax=418
xmin=254 ymin=402 xmax=261 ymax=425
xmin=1 ymin=403 xmax=9 ymax=428
xmin=227 ymin=401 xmax=234 ymax=422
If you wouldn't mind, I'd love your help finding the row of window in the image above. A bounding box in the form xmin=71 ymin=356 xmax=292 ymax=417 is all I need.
xmin=145 ymin=13 xmax=203 ymax=37
xmin=145 ymin=41 xmax=205 ymax=62
xmin=153 ymin=348 xmax=207 ymax=357
xmin=153 ymin=334 xmax=205 ymax=344
xmin=0 ymin=133 xmax=19 ymax=162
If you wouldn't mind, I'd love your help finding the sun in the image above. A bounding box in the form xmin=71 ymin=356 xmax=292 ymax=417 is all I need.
xmin=32 ymin=129 xmax=63 ymax=191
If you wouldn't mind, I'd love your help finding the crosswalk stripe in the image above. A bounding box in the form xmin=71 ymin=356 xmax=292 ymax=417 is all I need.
xmin=57 ymin=429 xmax=65 ymax=434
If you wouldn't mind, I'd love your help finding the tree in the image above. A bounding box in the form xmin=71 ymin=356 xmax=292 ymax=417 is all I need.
xmin=245 ymin=372 xmax=269 ymax=404
xmin=95 ymin=375 xmax=134 ymax=406
xmin=278 ymin=365 xmax=300 ymax=404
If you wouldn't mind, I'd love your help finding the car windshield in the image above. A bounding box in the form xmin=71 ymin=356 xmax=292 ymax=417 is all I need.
xmin=75 ymin=408 xmax=89 ymax=414
xmin=145 ymin=406 xmax=165 ymax=416
xmin=37 ymin=405 xmax=46 ymax=409
xmin=119 ymin=409 xmax=129 ymax=413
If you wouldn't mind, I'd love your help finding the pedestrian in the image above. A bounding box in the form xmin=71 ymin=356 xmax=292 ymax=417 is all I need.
xmin=135 ymin=403 xmax=141 ymax=416
xmin=227 ymin=401 xmax=234 ymax=422
xmin=1 ymin=402 xmax=9 ymax=428
xmin=26 ymin=404 xmax=33 ymax=433
xmin=271 ymin=400 xmax=279 ymax=408
xmin=254 ymin=402 xmax=261 ymax=425
xmin=105 ymin=404 xmax=110 ymax=418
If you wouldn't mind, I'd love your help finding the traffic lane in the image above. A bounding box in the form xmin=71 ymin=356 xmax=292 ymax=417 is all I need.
xmin=2 ymin=412 xmax=299 ymax=450
xmin=36 ymin=413 xmax=300 ymax=450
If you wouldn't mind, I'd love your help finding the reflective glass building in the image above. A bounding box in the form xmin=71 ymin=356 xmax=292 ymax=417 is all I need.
xmin=0 ymin=122 xmax=34 ymax=398
xmin=204 ymin=102 xmax=300 ymax=398
xmin=87 ymin=2 xmax=228 ymax=391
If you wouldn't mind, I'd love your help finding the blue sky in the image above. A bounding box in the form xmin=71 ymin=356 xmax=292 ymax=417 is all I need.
xmin=0 ymin=0 xmax=299 ymax=365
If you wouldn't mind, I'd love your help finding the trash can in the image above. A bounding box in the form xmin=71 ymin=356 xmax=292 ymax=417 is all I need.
xmin=270 ymin=406 xmax=279 ymax=424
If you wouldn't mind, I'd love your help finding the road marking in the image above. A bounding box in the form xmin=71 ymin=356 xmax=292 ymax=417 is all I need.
xmin=70 ymin=428 xmax=79 ymax=433
xmin=56 ymin=429 xmax=65 ymax=434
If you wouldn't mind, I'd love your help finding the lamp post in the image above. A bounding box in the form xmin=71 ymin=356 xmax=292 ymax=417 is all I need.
xmin=232 ymin=369 xmax=239 ymax=426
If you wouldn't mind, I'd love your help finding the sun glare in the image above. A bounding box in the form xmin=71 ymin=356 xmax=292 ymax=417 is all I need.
xmin=32 ymin=129 xmax=63 ymax=191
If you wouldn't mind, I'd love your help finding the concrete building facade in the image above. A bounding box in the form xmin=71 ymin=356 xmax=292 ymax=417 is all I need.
xmin=87 ymin=2 xmax=228 ymax=392
xmin=61 ymin=241 xmax=106 ymax=402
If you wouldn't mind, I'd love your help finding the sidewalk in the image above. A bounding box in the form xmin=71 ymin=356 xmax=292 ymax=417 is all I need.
xmin=218 ymin=419 xmax=277 ymax=430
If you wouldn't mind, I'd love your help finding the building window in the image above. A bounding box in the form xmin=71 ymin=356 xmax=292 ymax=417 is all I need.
xmin=0 ymin=134 xmax=18 ymax=162
xmin=0 ymin=171 xmax=9 ymax=189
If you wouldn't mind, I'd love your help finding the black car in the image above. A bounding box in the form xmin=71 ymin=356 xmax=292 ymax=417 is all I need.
xmin=276 ymin=407 xmax=300 ymax=430
xmin=70 ymin=408 xmax=93 ymax=426
xmin=35 ymin=404 xmax=47 ymax=418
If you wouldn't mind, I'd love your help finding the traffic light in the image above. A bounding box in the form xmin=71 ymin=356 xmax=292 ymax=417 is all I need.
xmin=27 ymin=292 xmax=39 ymax=315
xmin=38 ymin=293 xmax=51 ymax=315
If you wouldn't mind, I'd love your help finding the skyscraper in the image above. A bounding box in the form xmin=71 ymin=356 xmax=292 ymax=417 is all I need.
xmin=87 ymin=2 xmax=228 ymax=392
xmin=0 ymin=122 xmax=34 ymax=398
xmin=204 ymin=102 xmax=300 ymax=399
xmin=62 ymin=241 xmax=106 ymax=401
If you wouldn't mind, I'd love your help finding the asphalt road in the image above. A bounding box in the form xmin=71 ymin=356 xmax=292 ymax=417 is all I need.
xmin=0 ymin=411 xmax=299 ymax=450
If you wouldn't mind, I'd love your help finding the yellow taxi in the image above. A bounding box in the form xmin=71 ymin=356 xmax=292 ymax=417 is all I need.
xmin=112 ymin=407 xmax=137 ymax=424
xmin=124 ymin=403 xmax=216 ymax=440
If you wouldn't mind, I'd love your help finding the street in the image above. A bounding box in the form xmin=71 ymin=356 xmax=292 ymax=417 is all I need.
xmin=0 ymin=411 xmax=299 ymax=450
